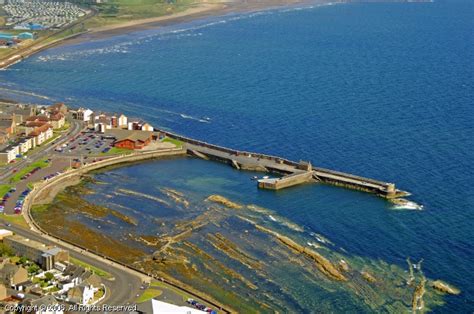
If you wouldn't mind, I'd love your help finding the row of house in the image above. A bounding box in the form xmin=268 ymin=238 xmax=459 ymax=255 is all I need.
xmin=0 ymin=103 xmax=67 ymax=163
xmin=71 ymin=108 xmax=154 ymax=133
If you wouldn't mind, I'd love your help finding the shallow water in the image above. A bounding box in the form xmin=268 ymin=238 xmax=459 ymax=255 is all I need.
xmin=1 ymin=0 xmax=473 ymax=311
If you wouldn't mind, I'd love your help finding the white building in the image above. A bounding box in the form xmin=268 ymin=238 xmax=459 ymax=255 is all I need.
xmin=0 ymin=145 xmax=18 ymax=163
xmin=135 ymin=299 xmax=207 ymax=314
xmin=75 ymin=108 xmax=93 ymax=122
xmin=67 ymin=283 xmax=95 ymax=305
xmin=32 ymin=126 xmax=53 ymax=146
xmin=141 ymin=123 xmax=154 ymax=132
xmin=118 ymin=114 xmax=128 ymax=128
xmin=19 ymin=137 xmax=33 ymax=154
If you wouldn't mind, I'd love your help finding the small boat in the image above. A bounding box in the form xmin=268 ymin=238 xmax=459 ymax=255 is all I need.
xmin=262 ymin=176 xmax=269 ymax=179
xmin=251 ymin=176 xmax=258 ymax=180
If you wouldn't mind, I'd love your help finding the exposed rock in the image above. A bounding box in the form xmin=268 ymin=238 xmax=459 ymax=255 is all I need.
xmin=338 ymin=260 xmax=350 ymax=272
xmin=361 ymin=271 xmax=377 ymax=283
xmin=254 ymin=224 xmax=346 ymax=281
xmin=206 ymin=195 xmax=243 ymax=209
xmin=432 ymin=280 xmax=460 ymax=295
xmin=412 ymin=277 xmax=426 ymax=312
xmin=161 ymin=188 xmax=190 ymax=207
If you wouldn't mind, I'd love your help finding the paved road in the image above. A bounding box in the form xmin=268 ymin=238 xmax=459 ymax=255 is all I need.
xmin=0 ymin=221 xmax=143 ymax=307
xmin=2 ymin=157 xmax=70 ymax=215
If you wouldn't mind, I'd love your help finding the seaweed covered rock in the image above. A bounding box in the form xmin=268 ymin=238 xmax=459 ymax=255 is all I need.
xmin=432 ymin=280 xmax=460 ymax=295
xmin=206 ymin=195 xmax=243 ymax=209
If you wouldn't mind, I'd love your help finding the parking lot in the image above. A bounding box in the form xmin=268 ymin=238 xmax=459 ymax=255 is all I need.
xmin=54 ymin=131 xmax=115 ymax=157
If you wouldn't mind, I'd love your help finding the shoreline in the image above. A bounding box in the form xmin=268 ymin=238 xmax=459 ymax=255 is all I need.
xmin=0 ymin=0 xmax=329 ymax=68
xmin=80 ymin=0 xmax=324 ymax=40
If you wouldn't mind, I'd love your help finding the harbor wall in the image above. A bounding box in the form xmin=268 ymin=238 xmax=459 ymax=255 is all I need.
xmin=258 ymin=172 xmax=314 ymax=190
xmin=158 ymin=130 xmax=406 ymax=197
xmin=33 ymin=147 xmax=186 ymax=202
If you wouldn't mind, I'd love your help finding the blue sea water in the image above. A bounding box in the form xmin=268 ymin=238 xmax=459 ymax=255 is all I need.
xmin=1 ymin=0 xmax=473 ymax=311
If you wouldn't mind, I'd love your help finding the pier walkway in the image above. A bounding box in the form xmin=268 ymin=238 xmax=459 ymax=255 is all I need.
xmin=157 ymin=130 xmax=409 ymax=199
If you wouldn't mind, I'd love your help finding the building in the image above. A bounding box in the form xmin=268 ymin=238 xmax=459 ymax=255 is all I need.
xmin=48 ymin=113 xmax=65 ymax=129
xmin=48 ymin=103 xmax=68 ymax=115
xmin=141 ymin=123 xmax=154 ymax=132
xmin=0 ymin=144 xmax=20 ymax=164
xmin=3 ymin=235 xmax=69 ymax=270
xmin=113 ymin=131 xmax=152 ymax=150
xmin=22 ymin=295 xmax=65 ymax=314
xmin=28 ymin=124 xmax=53 ymax=146
xmin=17 ymin=32 xmax=34 ymax=40
xmin=13 ymin=106 xmax=36 ymax=124
xmin=110 ymin=115 xmax=117 ymax=128
xmin=93 ymin=114 xmax=112 ymax=133
xmin=67 ymin=283 xmax=95 ymax=305
xmin=73 ymin=108 xmax=93 ymax=122
xmin=18 ymin=137 xmax=33 ymax=154
xmin=135 ymin=299 xmax=207 ymax=314
xmin=0 ymin=230 xmax=13 ymax=240
xmin=0 ymin=130 xmax=8 ymax=145
xmin=0 ymin=118 xmax=15 ymax=135
xmin=0 ymin=263 xmax=28 ymax=286
xmin=118 ymin=114 xmax=127 ymax=128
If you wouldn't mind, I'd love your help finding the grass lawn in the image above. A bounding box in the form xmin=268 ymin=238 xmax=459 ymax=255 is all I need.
xmin=136 ymin=288 xmax=163 ymax=303
xmin=85 ymin=0 xmax=195 ymax=29
xmin=10 ymin=160 xmax=50 ymax=183
xmin=0 ymin=214 xmax=29 ymax=228
xmin=0 ymin=184 xmax=12 ymax=196
xmin=162 ymin=137 xmax=183 ymax=148
xmin=70 ymin=257 xmax=113 ymax=279
xmin=99 ymin=147 xmax=133 ymax=156
xmin=149 ymin=280 xmax=196 ymax=302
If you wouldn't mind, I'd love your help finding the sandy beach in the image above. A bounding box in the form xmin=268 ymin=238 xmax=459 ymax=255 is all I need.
xmin=66 ymin=0 xmax=325 ymax=42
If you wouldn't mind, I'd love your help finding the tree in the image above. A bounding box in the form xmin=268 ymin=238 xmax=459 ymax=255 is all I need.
xmin=0 ymin=243 xmax=14 ymax=257
xmin=27 ymin=264 xmax=41 ymax=274
xmin=44 ymin=272 xmax=54 ymax=282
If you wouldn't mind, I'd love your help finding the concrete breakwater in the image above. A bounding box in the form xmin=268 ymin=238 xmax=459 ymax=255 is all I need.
xmin=157 ymin=130 xmax=409 ymax=199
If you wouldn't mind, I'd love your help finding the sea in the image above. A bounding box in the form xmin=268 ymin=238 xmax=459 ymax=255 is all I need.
xmin=0 ymin=0 xmax=473 ymax=312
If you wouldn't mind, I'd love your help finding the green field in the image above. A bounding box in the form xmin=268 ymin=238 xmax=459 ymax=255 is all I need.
xmin=0 ymin=214 xmax=28 ymax=228
xmin=85 ymin=0 xmax=195 ymax=29
xmin=162 ymin=137 xmax=183 ymax=147
xmin=70 ymin=257 xmax=113 ymax=279
xmin=10 ymin=160 xmax=50 ymax=183
xmin=136 ymin=288 xmax=163 ymax=303
xmin=0 ymin=185 xmax=12 ymax=197
xmin=99 ymin=146 xmax=133 ymax=156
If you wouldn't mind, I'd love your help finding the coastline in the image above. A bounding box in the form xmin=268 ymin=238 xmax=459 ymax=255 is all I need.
xmin=0 ymin=0 xmax=326 ymax=68
xmin=81 ymin=0 xmax=322 ymax=39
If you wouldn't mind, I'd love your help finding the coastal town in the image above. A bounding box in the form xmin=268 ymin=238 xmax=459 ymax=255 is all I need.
xmin=0 ymin=99 xmax=220 ymax=313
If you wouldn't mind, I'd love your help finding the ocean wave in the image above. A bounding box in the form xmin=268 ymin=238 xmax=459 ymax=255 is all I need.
xmin=180 ymin=113 xmax=210 ymax=123
xmin=310 ymin=232 xmax=334 ymax=246
xmin=391 ymin=202 xmax=424 ymax=211
xmin=0 ymin=87 xmax=52 ymax=100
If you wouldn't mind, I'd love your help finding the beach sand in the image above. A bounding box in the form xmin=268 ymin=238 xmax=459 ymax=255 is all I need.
xmin=67 ymin=0 xmax=329 ymax=42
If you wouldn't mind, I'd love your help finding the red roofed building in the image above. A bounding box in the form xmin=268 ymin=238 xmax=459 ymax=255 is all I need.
xmin=48 ymin=103 xmax=68 ymax=115
xmin=114 ymin=131 xmax=152 ymax=150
